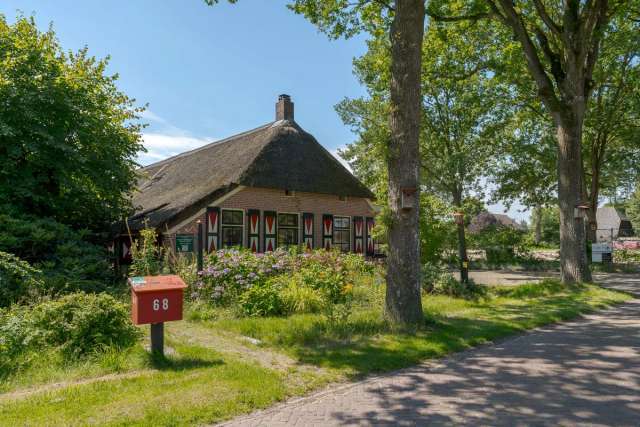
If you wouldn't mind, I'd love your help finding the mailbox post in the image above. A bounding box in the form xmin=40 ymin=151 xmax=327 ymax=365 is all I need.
xmin=129 ymin=275 xmax=188 ymax=356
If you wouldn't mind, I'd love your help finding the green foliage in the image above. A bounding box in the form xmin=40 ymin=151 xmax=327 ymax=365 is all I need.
xmin=470 ymin=226 xmax=527 ymax=264
xmin=421 ymin=264 xmax=485 ymax=300
xmin=530 ymin=206 xmax=561 ymax=246
xmin=0 ymin=292 xmax=140 ymax=377
xmin=627 ymin=186 xmax=640 ymax=234
xmin=129 ymin=228 xmax=164 ymax=277
xmin=0 ymin=211 xmax=115 ymax=295
xmin=0 ymin=16 xmax=145 ymax=231
xmin=0 ymin=251 xmax=43 ymax=307
xmin=613 ymin=249 xmax=640 ymax=264
xmin=191 ymin=249 xmax=370 ymax=319
xmin=279 ymin=276 xmax=325 ymax=314
xmin=238 ymin=278 xmax=285 ymax=317
xmin=28 ymin=293 xmax=140 ymax=359
xmin=0 ymin=305 xmax=34 ymax=374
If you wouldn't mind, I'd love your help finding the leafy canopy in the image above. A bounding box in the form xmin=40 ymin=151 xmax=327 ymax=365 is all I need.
xmin=0 ymin=16 xmax=145 ymax=231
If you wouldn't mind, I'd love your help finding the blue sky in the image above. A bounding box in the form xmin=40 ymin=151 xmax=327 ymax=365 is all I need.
xmin=2 ymin=1 xmax=528 ymax=221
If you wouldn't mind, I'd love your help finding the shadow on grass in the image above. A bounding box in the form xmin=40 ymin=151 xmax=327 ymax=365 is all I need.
xmin=147 ymin=350 xmax=223 ymax=371
xmin=281 ymin=290 xmax=623 ymax=379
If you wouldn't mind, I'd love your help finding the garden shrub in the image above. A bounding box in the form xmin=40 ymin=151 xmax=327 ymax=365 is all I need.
xmin=0 ymin=305 xmax=35 ymax=374
xmin=0 ymin=212 xmax=115 ymax=295
xmin=422 ymin=263 xmax=486 ymax=299
xmin=469 ymin=225 xmax=528 ymax=265
xmin=0 ymin=251 xmax=43 ymax=307
xmin=189 ymin=248 xmax=372 ymax=318
xmin=194 ymin=249 xmax=290 ymax=305
xmin=279 ymin=275 xmax=325 ymax=314
xmin=237 ymin=278 xmax=285 ymax=317
xmin=29 ymin=293 xmax=140 ymax=358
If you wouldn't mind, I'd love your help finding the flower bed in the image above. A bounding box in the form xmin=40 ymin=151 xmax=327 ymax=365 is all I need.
xmin=190 ymin=248 xmax=374 ymax=317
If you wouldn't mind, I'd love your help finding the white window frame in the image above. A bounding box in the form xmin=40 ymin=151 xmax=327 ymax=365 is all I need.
xmin=221 ymin=208 xmax=245 ymax=248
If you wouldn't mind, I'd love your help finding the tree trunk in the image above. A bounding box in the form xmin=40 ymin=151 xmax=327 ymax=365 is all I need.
xmin=385 ymin=0 xmax=425 ymax=326
xmin=453 ymin=191 xmax=469 ymax=284
xmin=534 ymin=206 xmax=542 ymax=245
xmin=555 ymin=113 xmax=592 ymax=284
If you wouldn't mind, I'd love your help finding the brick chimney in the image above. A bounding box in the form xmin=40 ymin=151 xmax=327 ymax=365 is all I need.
xmin=276 ymin=94 xmax=294 ymax=121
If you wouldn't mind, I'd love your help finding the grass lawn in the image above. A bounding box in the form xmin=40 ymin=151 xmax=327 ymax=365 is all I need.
xmin=0 ymin=279 xmax=631 ymax=426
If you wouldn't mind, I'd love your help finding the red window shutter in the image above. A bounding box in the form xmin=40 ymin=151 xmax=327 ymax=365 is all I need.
xmin=322 ymin=214 xmax=333 ymax=250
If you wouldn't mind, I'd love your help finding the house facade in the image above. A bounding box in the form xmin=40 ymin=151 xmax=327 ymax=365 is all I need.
xmin=121 ymin=95 xmax=377 ymax=261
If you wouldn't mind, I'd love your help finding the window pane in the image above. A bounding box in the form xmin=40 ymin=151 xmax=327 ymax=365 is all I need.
xmin=222 ymin=227 xmax=243 ymax=247
xmin=334 ymin=217 xmax=350 ymax=229
xmin=334 ymin=229 xmax=350 ymax=252
xmin=278 ymin=213 xmax=298 ymax=227
xmin=222 ymin=210 xmax=243 ymax=225
xmin=278 ymin=228 xmax=298 ymax=246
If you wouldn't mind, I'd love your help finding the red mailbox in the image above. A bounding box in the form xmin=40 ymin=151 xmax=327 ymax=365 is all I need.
xmin=130 ymin=275 xmax=187 ymax=325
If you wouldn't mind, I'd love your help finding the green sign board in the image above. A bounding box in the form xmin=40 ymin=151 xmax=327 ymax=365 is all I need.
xmin=175 ymin=234 xmax=194 ymax=253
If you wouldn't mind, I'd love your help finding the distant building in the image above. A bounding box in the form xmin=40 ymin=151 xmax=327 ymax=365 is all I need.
xmin=468 ymin=211 xmax=527 ymax=234
xmin=596 ymin=207 xmax=635 ymax=241
xmin=116 ymin=95 xmax=377 ymax=262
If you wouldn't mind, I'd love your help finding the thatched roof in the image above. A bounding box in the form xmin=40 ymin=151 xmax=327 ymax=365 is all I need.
xmin=129 ymin=117 xmax=373 ymax=230
xmin=468 ymin=211 xmax=526 ymax=234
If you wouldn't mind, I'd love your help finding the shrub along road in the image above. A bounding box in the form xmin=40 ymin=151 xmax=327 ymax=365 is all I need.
xmin=220 ymin=276 xmax=640 ymax=426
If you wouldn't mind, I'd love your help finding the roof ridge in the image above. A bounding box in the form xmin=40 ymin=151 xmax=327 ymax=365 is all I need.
xmin=140 ymin=122 xmax=275 ymax=170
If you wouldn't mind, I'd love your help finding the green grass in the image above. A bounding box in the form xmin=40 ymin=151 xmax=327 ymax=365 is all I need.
xmin=208 ymin=280 xmax=630 ymax=376
xmin=0 ymin=278 xmax=631 ymax=426
xmin=0 ymin=342 xmax=296 ymax=426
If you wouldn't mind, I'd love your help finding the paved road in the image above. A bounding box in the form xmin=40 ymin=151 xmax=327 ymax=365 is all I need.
xmin=220 ymin=275 xmax=640 ymax=426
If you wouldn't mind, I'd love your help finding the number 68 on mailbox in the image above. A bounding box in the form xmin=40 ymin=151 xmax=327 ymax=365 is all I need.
xmin=130 ymin=275 xmax=187 ymax=325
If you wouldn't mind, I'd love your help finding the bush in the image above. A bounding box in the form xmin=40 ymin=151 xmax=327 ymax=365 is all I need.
xmin=0 ymin=212 xmax=115 ymax=295
xmin=0 ymin=251 xmax=43 ymax=307
xmin=469 ymin=225 xmax=528 ymax=264
xmin=29 ymin=293 xmax=140 ymax=358
xmin=237 ymin=278 xmax=285 ymax=317
xmin=195 ymin=249 xmax=290 ymax=305
xmin=422 ymin=263 xmax=486 ymax=299
xmin=0 ymin=305 xmax=35 ymax=374
xmin=279 ymin=276 xmax=325 ymax=314
xmin=190 ymin=248 xmax=372 ymax=318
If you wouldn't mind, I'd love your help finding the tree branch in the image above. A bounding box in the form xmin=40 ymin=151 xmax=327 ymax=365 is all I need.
xmin=532 ymin=0 xmax=563 ymax=35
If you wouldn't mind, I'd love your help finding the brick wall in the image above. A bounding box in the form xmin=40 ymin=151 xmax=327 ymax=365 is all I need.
xmin=164 ymin=186 xmax=376 ymax=253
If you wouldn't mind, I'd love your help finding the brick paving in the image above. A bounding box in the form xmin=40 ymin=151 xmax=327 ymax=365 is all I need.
xmin=219 ymin=275 xmax=640 ymax=426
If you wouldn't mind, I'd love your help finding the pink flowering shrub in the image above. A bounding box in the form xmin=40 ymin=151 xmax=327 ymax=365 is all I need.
xmin=190 ymin=248 xmax=376 ymax=317
xmin=192 ymin=248 xmax=290 ymax=305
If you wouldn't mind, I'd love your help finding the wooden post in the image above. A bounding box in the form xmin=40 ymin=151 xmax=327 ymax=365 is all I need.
xmin=197 ymin=220 xmax=204 ymax=272
xmin=150 ymin=322 xmax=164 ymax=355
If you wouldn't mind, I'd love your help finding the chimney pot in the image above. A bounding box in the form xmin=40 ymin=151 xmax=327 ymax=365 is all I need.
xmin=276 ymin=94 xmax=294 ymax=121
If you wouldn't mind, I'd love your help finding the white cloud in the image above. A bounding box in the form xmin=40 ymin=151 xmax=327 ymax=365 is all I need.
xmin=137 ymin=133 xmax=215 ymax=166
xmin=139 ymin=109 xmax=169 ymax=125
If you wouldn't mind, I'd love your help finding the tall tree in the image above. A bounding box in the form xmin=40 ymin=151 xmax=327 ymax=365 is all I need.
xmin=0 ymin=16 xmax=145 ymax=232
xmin=429 ymin=1 xmax=637 ymax=283
xmin=206 ymin=0 xmax=427 ymax=325
xmin=340 ymin=17 xmax=509 ymax=282
xmin=581 ymin=14 xmax=640 ymax=240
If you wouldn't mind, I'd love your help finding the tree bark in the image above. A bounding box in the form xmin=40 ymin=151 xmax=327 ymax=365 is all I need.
xmin=555 ymin=112 xmax=592 ymax=283
xmin=385 ymin=0 xmax=425 ymax=326
xmin=453 ymin=190 xmax=469 ymax=284
xmin=534 ymin=206 xmax=543 ymax=245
